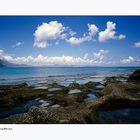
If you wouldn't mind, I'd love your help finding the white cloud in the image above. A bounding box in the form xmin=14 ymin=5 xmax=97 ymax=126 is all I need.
xmin=88 ymin=24 xmax=99 ymax=37
xmin=134 ymin=41 xmax=140 ymax=48
xmin=33 ymin=21 xmax=125 ymax=47
xmin=0 ymin=49 xmax=13 ymax=61
xmin=98 ymin=21 xmax=126 ymax=42
xmin=13 ymin=41 xmax=24 ymax=47
xmin=66 ymin=36 xmax=91 ymax=45
xmin=66 ymin=37 xmax=87 ymax=45
xmin=66 ymin=24 xmax=98 ymax=45
xmin=118 ymin=34 xmax=126 ymax=40
xmin=34 ymin=21 xmax=66 ymax=48
xmin=121 ymin=56 xmax=135 ymax=64
xmin=0 ymin=49 xmax=109 ymax=66
xmin=120 ymin=56 xmax=140 ymax=64
xmin=93 ymin=49 xmax=108 ymax=63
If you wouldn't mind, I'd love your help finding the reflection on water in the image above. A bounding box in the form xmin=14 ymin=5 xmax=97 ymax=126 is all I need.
xmin=48 ymin=88 xmax=62 ymax=92
xmin=84 ymin=93 xmax=97 ymax=102
xmin=99 ymin=108 xmax=140 ymax=123
xmin=0 ymin=98 xmax=49 ymax=119
xmin=68 ymin=89 xmax=82 ymax=94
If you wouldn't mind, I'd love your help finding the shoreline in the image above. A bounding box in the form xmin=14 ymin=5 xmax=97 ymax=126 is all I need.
xmin=0 ymin=66 xmax=138 ymax=86
xmin=0 ymin=70 xmax=140 ymax=124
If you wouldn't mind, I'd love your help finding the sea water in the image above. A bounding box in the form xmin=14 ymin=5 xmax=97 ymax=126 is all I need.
xmin=0 ymin=66 xmax=140 ymax=85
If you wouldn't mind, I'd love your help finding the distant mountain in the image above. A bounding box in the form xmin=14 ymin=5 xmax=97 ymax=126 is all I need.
xmin=0 ymin=59 xmax=29 ymax=67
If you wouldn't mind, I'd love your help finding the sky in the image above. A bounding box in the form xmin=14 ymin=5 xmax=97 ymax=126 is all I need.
xmin=0 ymin=16 xmax=140 ymax=66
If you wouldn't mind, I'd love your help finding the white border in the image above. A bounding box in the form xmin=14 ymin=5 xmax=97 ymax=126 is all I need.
xmin=0 ymin=0 xmax=140 ymax=140
xmin=0 ymin=0 xmax=140 ymax=15
xmin=0 ymin=125 xmax=140 ymax=140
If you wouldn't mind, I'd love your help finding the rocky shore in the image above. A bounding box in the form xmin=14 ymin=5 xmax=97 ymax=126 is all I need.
xmin=0 ymin=70 xmax=140 ymax=124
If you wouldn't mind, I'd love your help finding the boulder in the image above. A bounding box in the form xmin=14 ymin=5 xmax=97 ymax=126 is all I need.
xmin=128 ymin=70 xmax=140 ymax=82
xmin=88 ymin=83 xmax=140 ymax=112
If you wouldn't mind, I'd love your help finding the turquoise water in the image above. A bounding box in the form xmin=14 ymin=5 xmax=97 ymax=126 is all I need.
xmin=0 ymin=67 xmax=140 ymax=85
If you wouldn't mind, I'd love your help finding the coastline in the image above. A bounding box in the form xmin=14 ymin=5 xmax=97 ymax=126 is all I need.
xmin=0 ymin=69 xmax=140 ymax=124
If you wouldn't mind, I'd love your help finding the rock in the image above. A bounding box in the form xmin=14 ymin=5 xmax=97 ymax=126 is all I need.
xmin=28 ymin=106 xmax=50 ymax=123
xmin=69 ymin=82 xmax=80 ymax=89
xmin=0 ymin=102 xmax=98 ymax=124
xmin=1 ymin=77 xmax=140 ymax=124
xmin=128 ymin=70 xmax=140 ymax=82
xmin=104 ymin=77 xmax=118 ymax=85
xmin=84 ymin=81 xmax=98 ymax=88
xmin=0 ymin=113 xmax=33 ymax=124
xmin=92 ymin=83 xmax=140 ymax=111
xmin=27 ymin=105 xmax=96 ymax=124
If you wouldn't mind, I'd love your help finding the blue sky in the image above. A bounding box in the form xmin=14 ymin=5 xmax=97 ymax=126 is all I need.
xmin=0 ymin=16 xmax=140 ymax=66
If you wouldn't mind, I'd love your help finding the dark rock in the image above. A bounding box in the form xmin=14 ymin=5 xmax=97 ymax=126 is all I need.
xmin=128 ymin=70 xmax=140 ymax=82
xmin=104 ymin=77 xmax=118 ymax=85
xmin=83 ymin=81 xmax=98 ymax=88
xmin=88 ymin=83 xmax=140 ymax=112
xmin=69 ymin=82 xmax=80 ymax=89
xmin=0 ymin=113 xmax=33 ymax=124
xmin=0 ymin=103 xmax=98 ymax=124
xmin=28 ymin=105 xmax=96 ymax=124
xmin=1 ymin=78 xmax=140 ymax=124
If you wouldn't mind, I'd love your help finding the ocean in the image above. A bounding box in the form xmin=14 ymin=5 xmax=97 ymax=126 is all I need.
xmin=0 ymin=67 xmax=140 ymax=86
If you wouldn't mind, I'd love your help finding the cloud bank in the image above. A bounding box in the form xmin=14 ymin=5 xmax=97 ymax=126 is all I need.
xmin=0 ymin=49 xmax=109 ymax=66
xmin=120 ymin=56 xmax=140 ymax=64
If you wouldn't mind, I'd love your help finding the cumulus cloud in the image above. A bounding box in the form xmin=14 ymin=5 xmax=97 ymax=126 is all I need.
xmin=34 ymin=21 xmax=67 ymax=48
xmin=66 ymin=24 xmax=98 ymax=45
xmin=134 ymin=41 xmax=140 ymax=48
xmin=66 ymin=37 xmax=83 ymax=45
xmin=121 ymin=56 xmax=135 ymax=64
xmin=88 ymin=24 xmax=99 ymax=37
xmin=33 ymin=20 xmax=125 ymax=47
xmin=120 ymin=56 xmax=140 ymax=64
xmin=0 ymin=49 xmax=109 ymax=66
xmin=98 ymin=21 xmax=126 ymax=42
xmin=66 ymin=37 xmax=89 ymax=45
